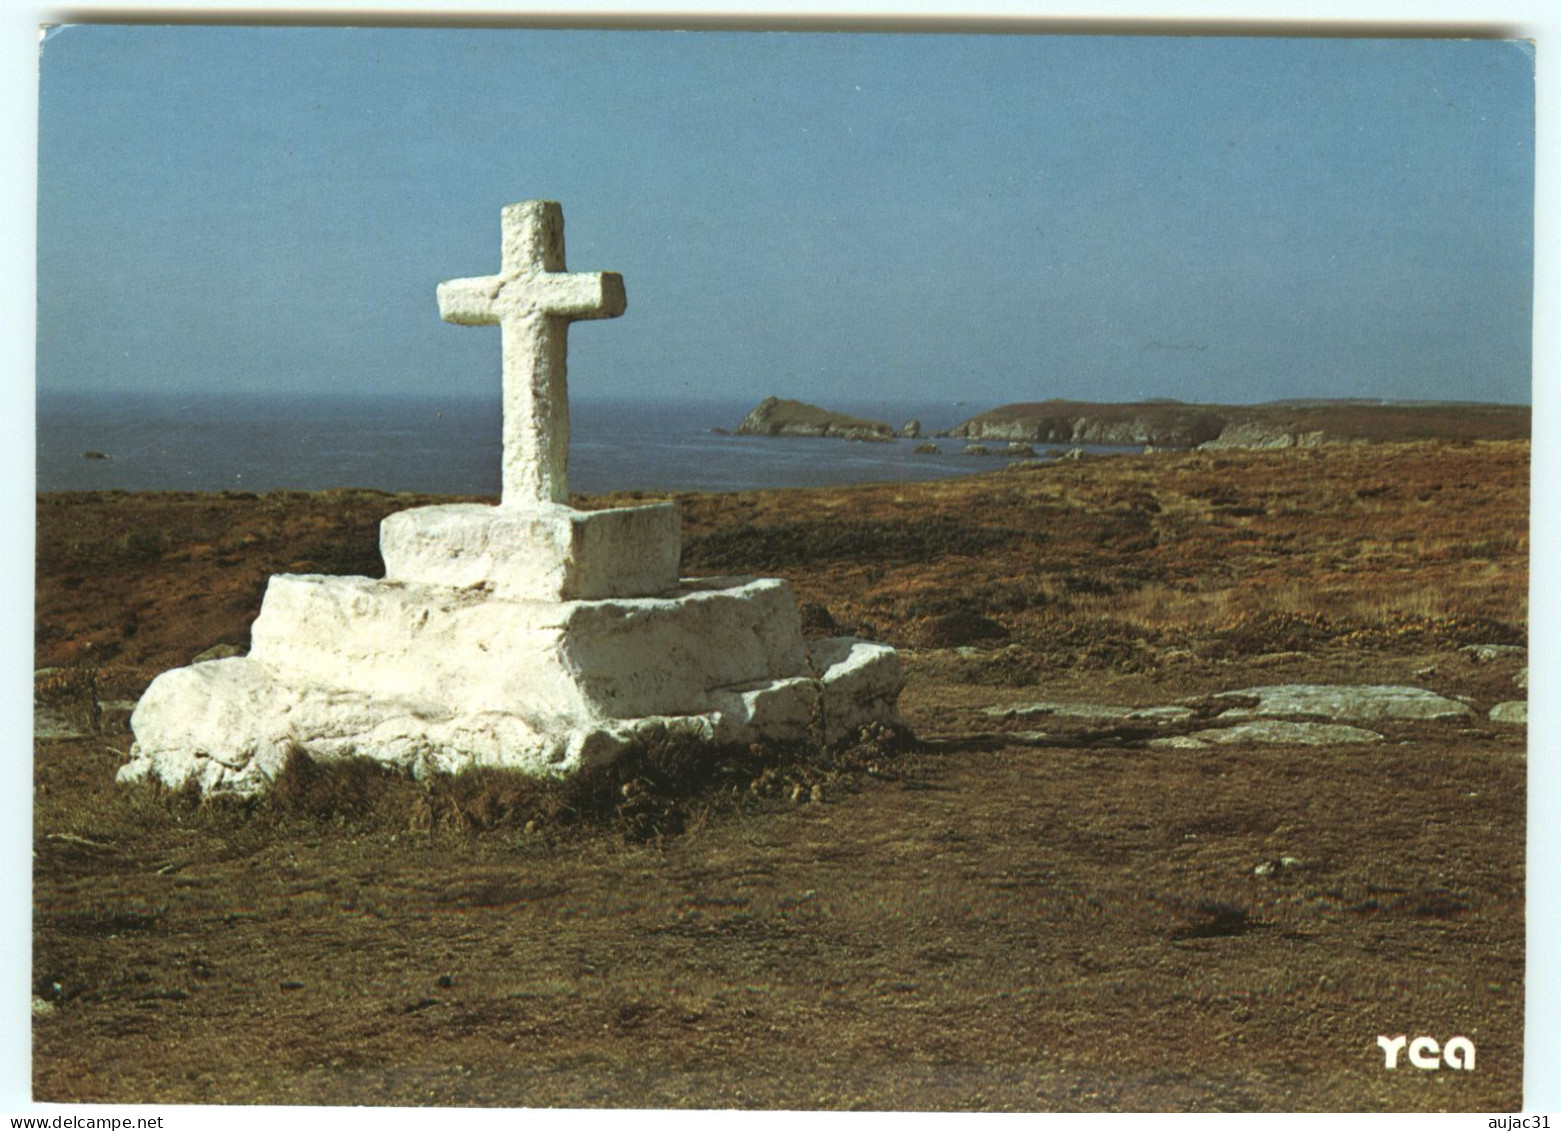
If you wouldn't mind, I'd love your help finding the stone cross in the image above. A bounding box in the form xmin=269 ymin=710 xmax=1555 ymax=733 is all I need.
xmin=437 ymin=201 xmax=626 ymax=507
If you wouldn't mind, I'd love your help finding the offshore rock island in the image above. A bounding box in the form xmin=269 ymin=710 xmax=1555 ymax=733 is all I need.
xmin=736 ymin=396 xmax=895 ymax=442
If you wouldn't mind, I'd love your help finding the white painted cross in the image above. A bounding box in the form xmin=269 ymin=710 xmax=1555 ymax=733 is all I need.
xmin=437 ymin=200 xmax=626 ymax=507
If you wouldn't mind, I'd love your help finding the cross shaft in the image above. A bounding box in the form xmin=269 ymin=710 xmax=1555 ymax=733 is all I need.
xmin=437 ymin=200 xmax=625 ymax=507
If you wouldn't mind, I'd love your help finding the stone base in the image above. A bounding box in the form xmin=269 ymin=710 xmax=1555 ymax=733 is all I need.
xmin=246 ymin=572 xmax=811 ymax=720
xmin=380 ymin=501 xmax=680 ymax=600
xmin=808 ymin=637 xmax=902 ymax=746
xmin=122 ymin=570 xmax=902 ymax=795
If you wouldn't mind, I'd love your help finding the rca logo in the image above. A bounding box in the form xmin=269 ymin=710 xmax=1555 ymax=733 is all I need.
xmin=1377 ymin=1034 xmax=1476 ymax=1071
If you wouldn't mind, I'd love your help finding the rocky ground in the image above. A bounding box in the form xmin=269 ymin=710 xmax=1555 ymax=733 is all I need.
xmin=32 ymin=439 xmax=1528 ymax=1110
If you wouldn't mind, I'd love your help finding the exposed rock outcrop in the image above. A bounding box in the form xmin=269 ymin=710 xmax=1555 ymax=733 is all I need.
xmin=961 ymin=442 xmax=1036 ymax=458
xmin=1214 ymin=684 xmax=1472 ymax=721
xmin=985 ymin=701 xmax=1194 ymax=723
xmin=1490 ymin=701 xmax=1527 ymax=725
xmin=1173 ymin=720 xmax=1385 ymax=747
xmin=1196 ymin=423 xmax=1327 ymax=451
xmin=979 ymin=682 xmax=1486 ymax=751
xmin=1461 ymin=644 xmax=1526 ymax=663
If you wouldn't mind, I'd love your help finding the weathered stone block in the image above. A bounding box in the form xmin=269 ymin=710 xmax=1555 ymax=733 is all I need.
xmin=248 ymin=572 xmax=808 ymax=720
xmin=122 ymin=655 xmax=625 ymax=791
xmin=380 ymin=501 xmax=679 ymax=600
xmin=811 ymin=636 xmax=902 ymax=745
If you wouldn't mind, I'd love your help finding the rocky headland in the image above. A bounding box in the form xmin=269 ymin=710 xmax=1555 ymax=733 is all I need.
xmin=736 ymin=396 xmax=1529 ymax=453
xmin=736 ymin=397 xmax=895 ymax=442
xmin=947 ymin=398 xmax=1530 ymax=450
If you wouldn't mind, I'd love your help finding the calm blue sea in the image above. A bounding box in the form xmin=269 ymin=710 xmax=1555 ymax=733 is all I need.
xmin=37 ymin=391 xmax=1130 ymax=496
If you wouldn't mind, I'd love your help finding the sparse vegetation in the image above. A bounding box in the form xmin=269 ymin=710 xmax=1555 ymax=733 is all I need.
xmin=33 ymin=438 xmax=1527 ymax=1110
xmin=676 ymin=440 xmax=1528 ymax=675
xmin=231 ymin=723 xmax=913 ymax=845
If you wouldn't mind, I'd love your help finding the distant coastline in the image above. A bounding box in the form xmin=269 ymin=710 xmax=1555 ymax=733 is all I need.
xmin=949 ymin=398 xmax=1531 ymax=448
xmin=733 ymin=395 xmax=1532 ymax=452
xmin=37 ymin=390 xmax=1532 ymax=498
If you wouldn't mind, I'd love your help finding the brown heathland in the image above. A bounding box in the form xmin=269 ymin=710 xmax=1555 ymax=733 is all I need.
xmin=33 ymin=439 xmax=1528 ymax=1110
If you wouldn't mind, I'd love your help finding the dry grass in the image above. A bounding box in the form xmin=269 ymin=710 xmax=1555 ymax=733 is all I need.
xmin=32 ymin=438 xmax=1529 ymax=1110
xmin=38 ymin=442 xmax=1524 ymax=689
xmin=173 ymin=723 xmax=910 ymax=846
xmin=672 ymin=441 xmax=1527 ymax=679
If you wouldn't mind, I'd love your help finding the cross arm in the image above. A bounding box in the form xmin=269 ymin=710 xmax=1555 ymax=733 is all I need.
xmin=437 ymin=275 xmax=506 ymax=325
xmin=536 ymin=271 xmax=627 ymax=322
xmin=438 ymin=271 xmax=626 ymax=325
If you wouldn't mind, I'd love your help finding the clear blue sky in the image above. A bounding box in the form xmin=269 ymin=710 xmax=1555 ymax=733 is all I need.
xmin=36 ymin=27 xmax=1533 ymax=406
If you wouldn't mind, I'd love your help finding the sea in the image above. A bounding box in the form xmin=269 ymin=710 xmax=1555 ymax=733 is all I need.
xmin=36 ymin=391 xmax=1135 ymax=497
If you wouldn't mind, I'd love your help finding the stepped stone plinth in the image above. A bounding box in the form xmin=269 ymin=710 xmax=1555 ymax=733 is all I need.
xmin=380 ymin=500 xmax=681 ymax=600
xmin=122 ymin=200 xmax=901 ymax=794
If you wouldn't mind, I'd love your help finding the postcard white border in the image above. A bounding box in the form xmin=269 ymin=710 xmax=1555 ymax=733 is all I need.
xmin=6 ymin=2 xmax=1554 ymax=1123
